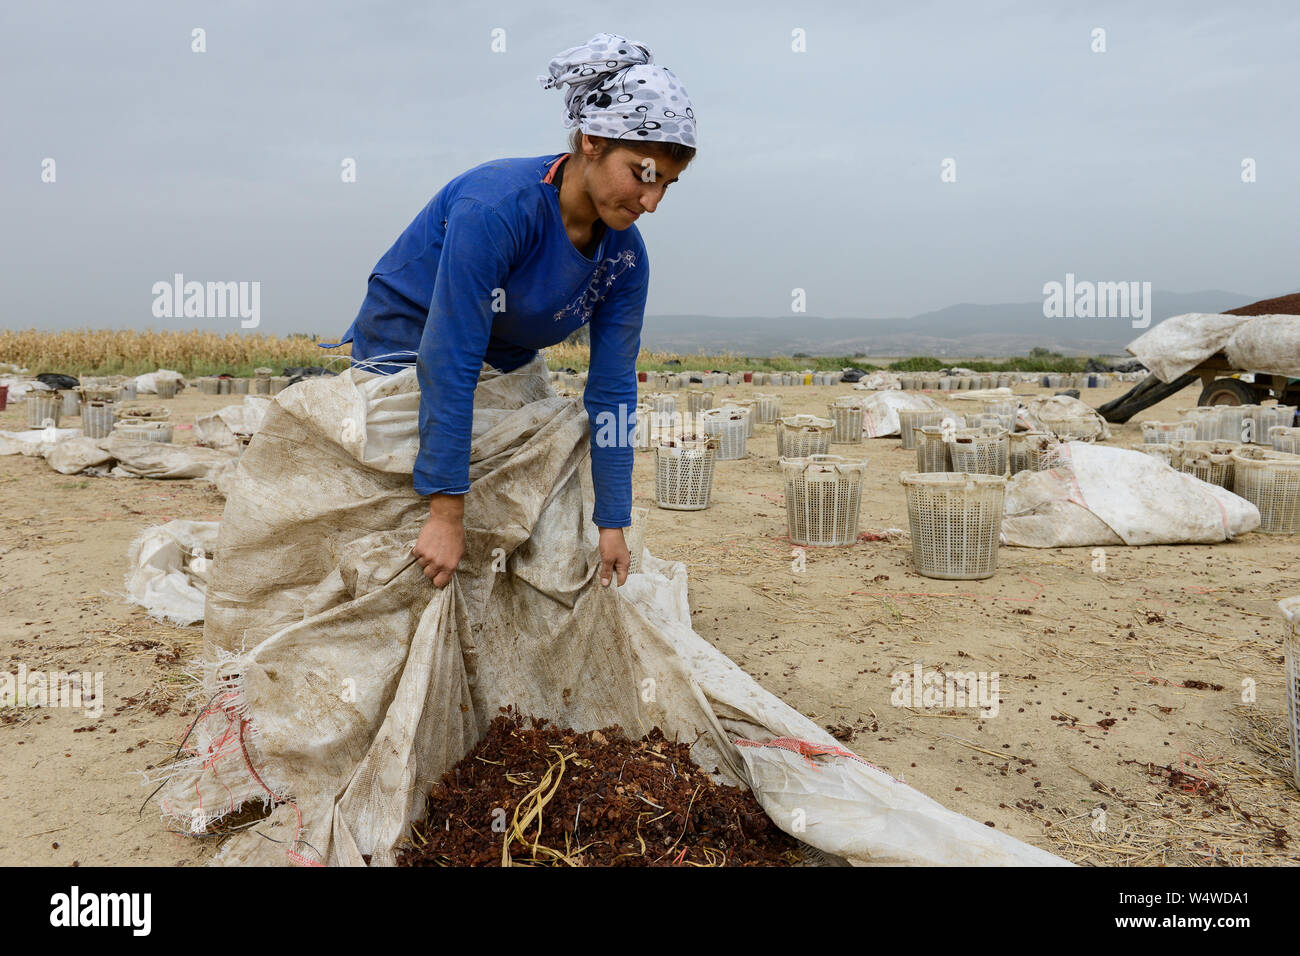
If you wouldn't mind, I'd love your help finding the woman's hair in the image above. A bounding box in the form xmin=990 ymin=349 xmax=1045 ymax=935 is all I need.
xmin=568 ymin=127 xmax=695 ymax=167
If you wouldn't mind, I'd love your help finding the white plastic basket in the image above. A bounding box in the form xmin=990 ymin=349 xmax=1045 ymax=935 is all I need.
xmin=155 ymin=379 xmax=179 ymax=399
xmin=1007 ymin=430 xmax=1050 ymax=475
xmin=915 ymin=425 xmax=951 ymax=472
xmin=26 ymin=393 xmax=61 ymax=429
xmin=700 ymin=407 xmax=748 ymax=460
xmin=898 ymin=408 xmax=945 ymax=450
xmin=982 ymin=400 xmax=1017 ymax=433
xmin=1279 ymin=597 xmax=1300 ymax=792
xmin=270 ymin=376 xmax=290 ymax=394
xmin=1230 ymin=447 xmax=1300 ymax=533
xmin=828 ymin=399 xmax=864 ymax=444
xmin=633 ymin=403 xmax=653 ymax=450
xmin=1271 ymin=426 xmax=1300 ymax=455
xmin=647 ymin=392 xmax=676 ymax=417
xmin=1142 ymin=421 xmax=1197 ymax=444
xmin=654 ymin=437 xmax=717 ymax=511
xmin=81 ymin=401 xmax=116 ymax=439
xmin=753 ymin=393 xmax=782 ymax=424
xmin=776 ymin=414 xmax=834 ymax=458
xmin=900 ymin=472 xmax=1007 ymax=580
xmin=728 ymin=399 xmax=757 ymax=437
xmin=198 ymin=377 xmax=221 ymax=395
xmin=1216 ymin=405 xmax=1249 ymax=443
xmin=686 ymin=390 xmax=714 ymax=414
xmin=1258 ymin=405 xmax=1297 ymax=440
xmin=112 ymin=420 xmax=174 ymax=443
xmin=947 ymin=428 xmax=1009 ymax=476
xmin=780 ymin=454 xmax=867 ymax=547
xmin=1171 ymin=440 xmax=1238 ymax=488
xmin=59 ymin=389 xmax=80 ymax=417
xmin=1180 ymin=406 xmax=1221 ymax=441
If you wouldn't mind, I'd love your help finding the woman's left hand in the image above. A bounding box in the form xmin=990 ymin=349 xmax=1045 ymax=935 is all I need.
xmin=597 ymin=527 xmax=630 ymax=587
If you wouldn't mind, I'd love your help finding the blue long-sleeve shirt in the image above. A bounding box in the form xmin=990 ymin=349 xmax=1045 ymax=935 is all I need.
xmin=330 ymin=153 xmax=647 ymax=529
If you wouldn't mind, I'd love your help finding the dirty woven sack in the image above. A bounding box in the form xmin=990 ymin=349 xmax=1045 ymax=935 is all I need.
xmin=155 ymin=355 xmax=1065 ymax=867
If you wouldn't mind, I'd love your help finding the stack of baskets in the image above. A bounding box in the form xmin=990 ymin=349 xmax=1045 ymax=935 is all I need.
xmin=898 ymin=408 xmax=945 ymax=450
xmin=900 ymin=472 xmax=1007 ymax=580
xmin=654 ymin=436 xmax=718 ymax=511
xmin=827 ymin=397 xmax=864 ymax=444
xmin=982 ymin=400 xmax=1017 ymax=432
xmin=1169 ymin=440 xmax=1239 ymax=488
xmin=1141 ymin=421 xmax=1197 ymax=444
xmin=1180 ymin=406 xmax=1221 ymax=440
xmin=1230 ymin=447 xmax=1300 ymax=533
xmin=1271 ymin=426 xmax=1300 ymax=455
xmin=776 ymin=414 xmax=834 ymax=458
xmin=780 ymin=455 xmax=867 ymax=546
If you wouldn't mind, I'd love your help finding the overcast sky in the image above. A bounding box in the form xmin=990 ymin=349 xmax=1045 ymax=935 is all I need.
xmin=2 ymin=0 xmax=1297 ymax=336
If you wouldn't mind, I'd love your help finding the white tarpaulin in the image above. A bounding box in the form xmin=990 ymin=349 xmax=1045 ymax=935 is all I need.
xmin=195 ymin=396 xmax=270 ymax=451
xmin=1128 ymin=312 xmax=1300 ymax=382
xmin=855 ymin=392 xmax=965 ymax=438
xmin=132 ymin=369 xmax=187 ymax=395
xmin=1002 ymin=442 xmax=1260 ymax=547
xmin=1019 ymin=395 xmax=1110 ymax=441
xmin=0 ymin=427 xmax=81 ymax=457
xmin=152 ymin=355 xmax=1067 ymax=867
xmin=124 ymin=520 xmax=220 ymax=626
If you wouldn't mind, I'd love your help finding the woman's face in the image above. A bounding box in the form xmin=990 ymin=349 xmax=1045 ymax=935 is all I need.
xmin=582 ymin=142 xmax=690 ymax=230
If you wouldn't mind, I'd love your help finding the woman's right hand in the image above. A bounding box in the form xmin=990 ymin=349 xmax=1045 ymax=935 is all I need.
xmin=413 ymin=493 xmax=466 ymax=588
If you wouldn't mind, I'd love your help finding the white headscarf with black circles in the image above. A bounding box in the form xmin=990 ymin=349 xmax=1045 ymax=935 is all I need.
xmin=538 ymin=32 xmax=696 ymax=148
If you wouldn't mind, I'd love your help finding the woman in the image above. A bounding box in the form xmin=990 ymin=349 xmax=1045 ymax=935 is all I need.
xmin=331 ymin=33 xmax=695 ymax=592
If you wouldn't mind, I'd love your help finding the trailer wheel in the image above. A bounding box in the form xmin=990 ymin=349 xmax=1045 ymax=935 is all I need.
xmin=1198 ymin=378 xmax=1257 ymax=406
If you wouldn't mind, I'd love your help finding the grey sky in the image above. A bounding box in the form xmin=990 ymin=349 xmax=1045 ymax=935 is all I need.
xmin=2 ymin=0 xmax=1297 ymax=336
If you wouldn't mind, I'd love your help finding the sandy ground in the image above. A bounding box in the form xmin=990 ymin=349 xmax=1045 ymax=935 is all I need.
xmin=1 ymin=377 xmax=1297 ymax=867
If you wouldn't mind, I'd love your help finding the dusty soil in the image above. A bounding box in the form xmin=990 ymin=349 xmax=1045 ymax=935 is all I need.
xmin=1 ymin=378 xmax=1297 ymax=866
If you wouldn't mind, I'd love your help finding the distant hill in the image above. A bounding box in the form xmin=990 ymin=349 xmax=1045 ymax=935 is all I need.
xmin=640 ymin=289 xmax=1262 ymax=357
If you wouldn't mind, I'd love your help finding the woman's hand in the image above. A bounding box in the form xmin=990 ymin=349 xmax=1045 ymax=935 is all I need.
xmin=598 ymin=526 xmax=630 ymax=587
xmin=413 ymin=494 xmax=466 ymax=589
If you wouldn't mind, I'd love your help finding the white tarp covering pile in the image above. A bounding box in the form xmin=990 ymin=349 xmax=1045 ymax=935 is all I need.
xmin=852 ymin=371 xmax=902 ymax=390
xmin=195 ymin=396 xmax=270 ymax=451
xmin=152 ymin=355 xmax=1066 ymax=867
xmin=855 ymin=392 xmax=966 ymax=438
xmin=1 ymin=427 xmax=242 ymax=491
xmin=1128 ymin=312 xmax=1300 ymax=382
xmin=124 ymin=520 xmax=220 ymax=626
xmin=0 ymin=427 xmax=81 ymax=457
xmin=132 ymin=369 xmax=187 ymax=395
xmin=1002 ymin=442 xmax=1260 ymax=547
xmin=1018 ymin=395 xmax=1110 ymax=441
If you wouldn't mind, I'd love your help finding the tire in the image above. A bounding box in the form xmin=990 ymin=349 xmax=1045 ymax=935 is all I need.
xmin=1198 ymin=378 xmax=1258 ymax=406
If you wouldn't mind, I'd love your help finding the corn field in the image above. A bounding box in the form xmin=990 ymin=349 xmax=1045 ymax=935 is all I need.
xmin=0 ymin=329 xmax=353 ymax=378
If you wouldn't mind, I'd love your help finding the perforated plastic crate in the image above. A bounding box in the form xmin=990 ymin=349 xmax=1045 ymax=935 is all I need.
xmin=753 ymin=393 xmax=782 ymax=424
xmin=686 ymin=390 xmax=714 ymax=415
xmin=81 ymin=401 xmax=116 ymax=439
xmin=901 ymin=472 xmax=1006 ymax=580
xmin=654 ymin=437 xmax=717 ymax=510
xmin=1271 ymin=426 xmax=1300 ymax=455
xmin=776 ymin=414 xmax=833 ymax=458
xmin=780 ymin=454 xmax=867 ymax=547
xmin=1171 ymin=440 xmax=1239 ymax=488
xmin=1230 ymin=447 xmax=1300 ymax=533
xmin=26 ymin=393 xmax=61 ymax=429
xmin=827 ymin=399 xmax=864 ymax=444
xmin=898 ymin=408 xmax=945 ymax=450
xmin=915 ymin=425 xmax=951 ymax=472
xmin=700 ymin=407 xmax=748 ymax=460
xmin=947 ymin=428 xmax=1009 ymax=476
xmin=1141 ymin=421 xmax=1197 ymax=444
xmin=1180 ymin=406 xmax=1221 ymax=441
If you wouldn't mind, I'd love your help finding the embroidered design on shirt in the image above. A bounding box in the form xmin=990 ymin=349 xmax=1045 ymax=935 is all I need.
xmin=553 ymin=250 xmax=637 ymax=325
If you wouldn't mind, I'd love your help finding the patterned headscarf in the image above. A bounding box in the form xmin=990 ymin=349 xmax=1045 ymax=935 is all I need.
xmin=538 ymin=32 xmax=696 ymax=148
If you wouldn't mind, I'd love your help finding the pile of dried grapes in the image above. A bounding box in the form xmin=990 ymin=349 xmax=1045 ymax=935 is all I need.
xmin=396 ymin=708 xmax=801 ymax=867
